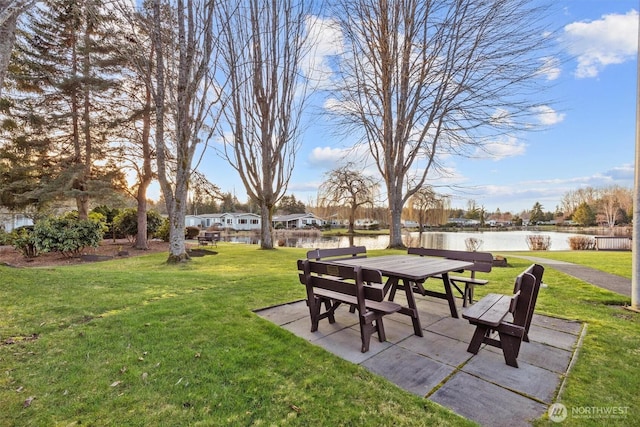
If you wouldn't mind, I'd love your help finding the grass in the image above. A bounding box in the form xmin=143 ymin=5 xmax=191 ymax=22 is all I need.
xmin=0 ymin=245 xmax=638 ymax=426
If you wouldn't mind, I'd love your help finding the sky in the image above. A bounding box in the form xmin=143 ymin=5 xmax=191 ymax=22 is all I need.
xmin=188 ymin=0 xmax=639 ymax=215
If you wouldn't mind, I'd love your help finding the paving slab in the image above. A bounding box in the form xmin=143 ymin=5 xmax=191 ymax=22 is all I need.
xmin=362 ymin=345 xmax=452 ymax=396
xmin=312 ymin=323 xmax=393 ymax=364
xmin=430 ymin=371 xmax=548 ymax=427
xmin=531 ymin=314 xmax=583 ymax=335
xmin=398 ymin=331 xmax=474 ymax=367
xmin=425 ymin=316 xmax=476 ymax=343
xmin=527 ymin=324 xmax=579 ymax=351
xmin=461 ymin=350 xmax=561 ymax=403
xmin=257 ymin=300 xmax=307 ymax=325
xmin=485 ymin=339 xmax=573 ymax=374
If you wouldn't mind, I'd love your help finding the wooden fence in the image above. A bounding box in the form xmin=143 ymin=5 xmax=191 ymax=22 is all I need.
xmin=594 ymin=236 xmax=632 ymax=251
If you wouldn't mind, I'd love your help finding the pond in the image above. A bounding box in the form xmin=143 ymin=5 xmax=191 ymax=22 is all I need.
xmin=224 ymin=230 xmax=594 ymax=251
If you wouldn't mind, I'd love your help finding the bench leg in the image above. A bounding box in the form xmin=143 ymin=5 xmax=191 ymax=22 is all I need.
xmin=359 ymin=316 xmax=374 ymax=353
xmin=498 ymin=333 xmax=522 ymax=368
xmin=463 ymin=284 xmax=474 ymax=307
xmin=467 ymin=325 xmax=489 ymax=354
xmin=308 ymin=297 xmax=338 ymax=332
xmin=359 ymin=313 xmax=387 ymax=353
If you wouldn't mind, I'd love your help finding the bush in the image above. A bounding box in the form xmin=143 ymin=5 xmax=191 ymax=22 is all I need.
xmin=185 ymin=226 xmax=201 ymax=239
xmin=0 ymin=228 xmax=11 ymax=246
xmin=113 ymin=209 xmax=164 ymax=241
xmin=33 ymin=217 xmax=103 ymax=257
xmin=568 ymin=236 xmax=595 ymax=250
xmin=157 ymin=218 xmax=170 ymax=242
xmin=525 ymin=234 xmax=551 ymax=251
xmin=10 ymin=226 xmax=38 ymax=258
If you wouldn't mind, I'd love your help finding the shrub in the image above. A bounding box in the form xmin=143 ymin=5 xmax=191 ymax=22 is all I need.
xmin=0 ymin=228 xmax=11 ymax=246
xmin=33 ymin=217 xmax=103 ymax=257
xmin=185 ymin=226 xmax=201 ymax=239
xmin=568 ymin=236 xmax=595 ymax=250
xmin=10 ymin=226 xmax=38 ymax=258
xmin=157 ymin=218 xmax=170 ymax=242
xmin=113 ymin=209 xmax=165 ymax=241
xmin=525 ymin=234 xmax=551 ymax=251
xmin=465 ymin=237 xmax=483 ymax=251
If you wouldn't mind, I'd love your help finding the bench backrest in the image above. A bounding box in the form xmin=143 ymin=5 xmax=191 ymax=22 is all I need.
xmin=297 ymin=259 xmax=385 ymax=311
xmin=513 ymin=263 xmax=544 ymax=334
xmin=407 ymin=247 xmax=493 ymax=276
xmin=306 ymin=246 xmax=367 ymax=261
xmin=204 ymin=231 xmax=220 ymax=241
xmin=508 ymin=272 xmax=536 ymax=328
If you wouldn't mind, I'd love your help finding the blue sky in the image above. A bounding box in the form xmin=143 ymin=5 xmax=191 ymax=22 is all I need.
xmin=191 ymin=0 xmax=638 ymax=215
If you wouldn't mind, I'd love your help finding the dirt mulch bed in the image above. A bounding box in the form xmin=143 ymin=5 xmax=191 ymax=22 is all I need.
xmin=0 ymin=239 xmax=202 ymax=268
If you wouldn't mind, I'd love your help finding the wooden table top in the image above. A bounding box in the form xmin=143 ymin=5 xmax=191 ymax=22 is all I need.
xmin=332 ymin=254 xmax=473 ymax=281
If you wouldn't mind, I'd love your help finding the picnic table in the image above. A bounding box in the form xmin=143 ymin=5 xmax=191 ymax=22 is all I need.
xmin=331 ymin=254 xmax=473 ymax=337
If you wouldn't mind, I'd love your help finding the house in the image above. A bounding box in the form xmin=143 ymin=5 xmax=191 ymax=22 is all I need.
xmin=184 ymin=212 xmax=261 ymax=231
xmin=0 ymin=211 xmax=34 ymax=232
xmin=354 ymin=218 xmax=379 ymax=228
xmin=272 ymin=213 xmax=325 ymax=229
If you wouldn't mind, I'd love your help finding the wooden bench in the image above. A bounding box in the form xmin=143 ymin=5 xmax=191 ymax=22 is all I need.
xmin=407 ymin=247 xmax=493 ymax=306
xmin=462 ymin=264 xmax=544 ymax=368
xmin=197 ymin=231 xmax=220 ymax=247
xmin=306 ymin=246 xmax=367 ymax=261
xmin=297 ymin=259 xmax=401 ymax=353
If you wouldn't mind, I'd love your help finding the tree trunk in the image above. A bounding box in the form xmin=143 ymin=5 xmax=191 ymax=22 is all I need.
xmin=259 ymin=200 xmax=274 ymax=249
xmin=388 ymin=189 xmax=405 ymax=248
xmin=134 ymin=80 xmax=154 ymax=250
xmin=348 ymin=208 xmax=355 ymax=234
xmin=0 ymin=6 xmax=18 ymax=96
xmin=167 ymin=206 xmax=189 ymax=263
xmin=135 ymin=186 xmax=149 ymax=250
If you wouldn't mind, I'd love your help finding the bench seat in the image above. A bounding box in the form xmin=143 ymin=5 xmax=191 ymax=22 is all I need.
xmin=298 ymin=259 xmax=401 ymax=353
xmin=462 ymin=264 xmax=544 ymax=368
xmin=313 ymin=288 xmax=401 ymax=315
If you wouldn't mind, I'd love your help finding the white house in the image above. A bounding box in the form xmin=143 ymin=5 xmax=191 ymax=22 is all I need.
xmin=272 ymin=213 xmax=325 ymax=229
xmin=0 ymin=211 xmax=34 ymax=232
xmin=184 ymin=212 xmax=261 ymax=231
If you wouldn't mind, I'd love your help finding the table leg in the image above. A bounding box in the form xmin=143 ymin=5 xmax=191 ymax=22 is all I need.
xmin=400 ymin=278 xmax=423 ymax=336
xmin=441 ymin=272 xmax=459 ymax=318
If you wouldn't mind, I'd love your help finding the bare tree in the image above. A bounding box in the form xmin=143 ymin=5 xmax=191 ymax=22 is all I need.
xmin=151 ymin=0 xmax=219 ymax=262
xmin=319 ymin=163 xmax=377 ymax=234
xmin=331 ymin=0 xmax=556 ymax=248
xmin=216 ymin=0 xmax=315 ymax=249
xmin=598 ymin=185 xmax=633 ymax=232
xmin=408 ymin=185 xmax=449 ymax=239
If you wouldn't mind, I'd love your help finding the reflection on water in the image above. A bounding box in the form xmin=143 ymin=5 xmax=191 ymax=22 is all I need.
xmin=227 ymin=230 xmax=594 ymax=251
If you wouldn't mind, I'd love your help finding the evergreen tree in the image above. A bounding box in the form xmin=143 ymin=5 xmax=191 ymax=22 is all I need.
xmin=2 ymin=0 xmax=126 ymax=218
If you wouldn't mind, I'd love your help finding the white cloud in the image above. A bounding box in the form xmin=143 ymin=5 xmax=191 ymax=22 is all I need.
xmin=308 ymin=146 xmax=350 ymax=166
xmin=302 ymin=16 xmax=343 ymax=88
xmin=563 ymin=10 xmax=639 ymax=78
xmin=531 ymin=105 xmax=565 ymax=126
xmin=539 ymin=56 xmax=561 ymax=81
xmin=475 ymin=136 xmax=527 ymax=161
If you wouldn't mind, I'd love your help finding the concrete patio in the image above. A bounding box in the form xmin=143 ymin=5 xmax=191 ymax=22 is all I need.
xmin=256 ymin=293 xmax=584 ymax=426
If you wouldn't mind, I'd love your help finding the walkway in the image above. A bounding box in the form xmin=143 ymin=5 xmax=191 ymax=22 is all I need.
xmin=519 ymin=256 xmax=631 ymax=298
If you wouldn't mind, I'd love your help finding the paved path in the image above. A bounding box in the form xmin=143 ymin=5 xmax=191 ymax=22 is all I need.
xmin=518 ymin=256 xmax=631 ymax=298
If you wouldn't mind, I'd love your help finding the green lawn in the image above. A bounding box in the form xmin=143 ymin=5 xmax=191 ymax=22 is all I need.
xmin=1 ymin=245 xmax=638 ymax=426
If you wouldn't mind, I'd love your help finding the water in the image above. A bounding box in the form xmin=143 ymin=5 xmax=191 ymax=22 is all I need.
xmin=264 ymin=230 xmax=591 ymax=251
